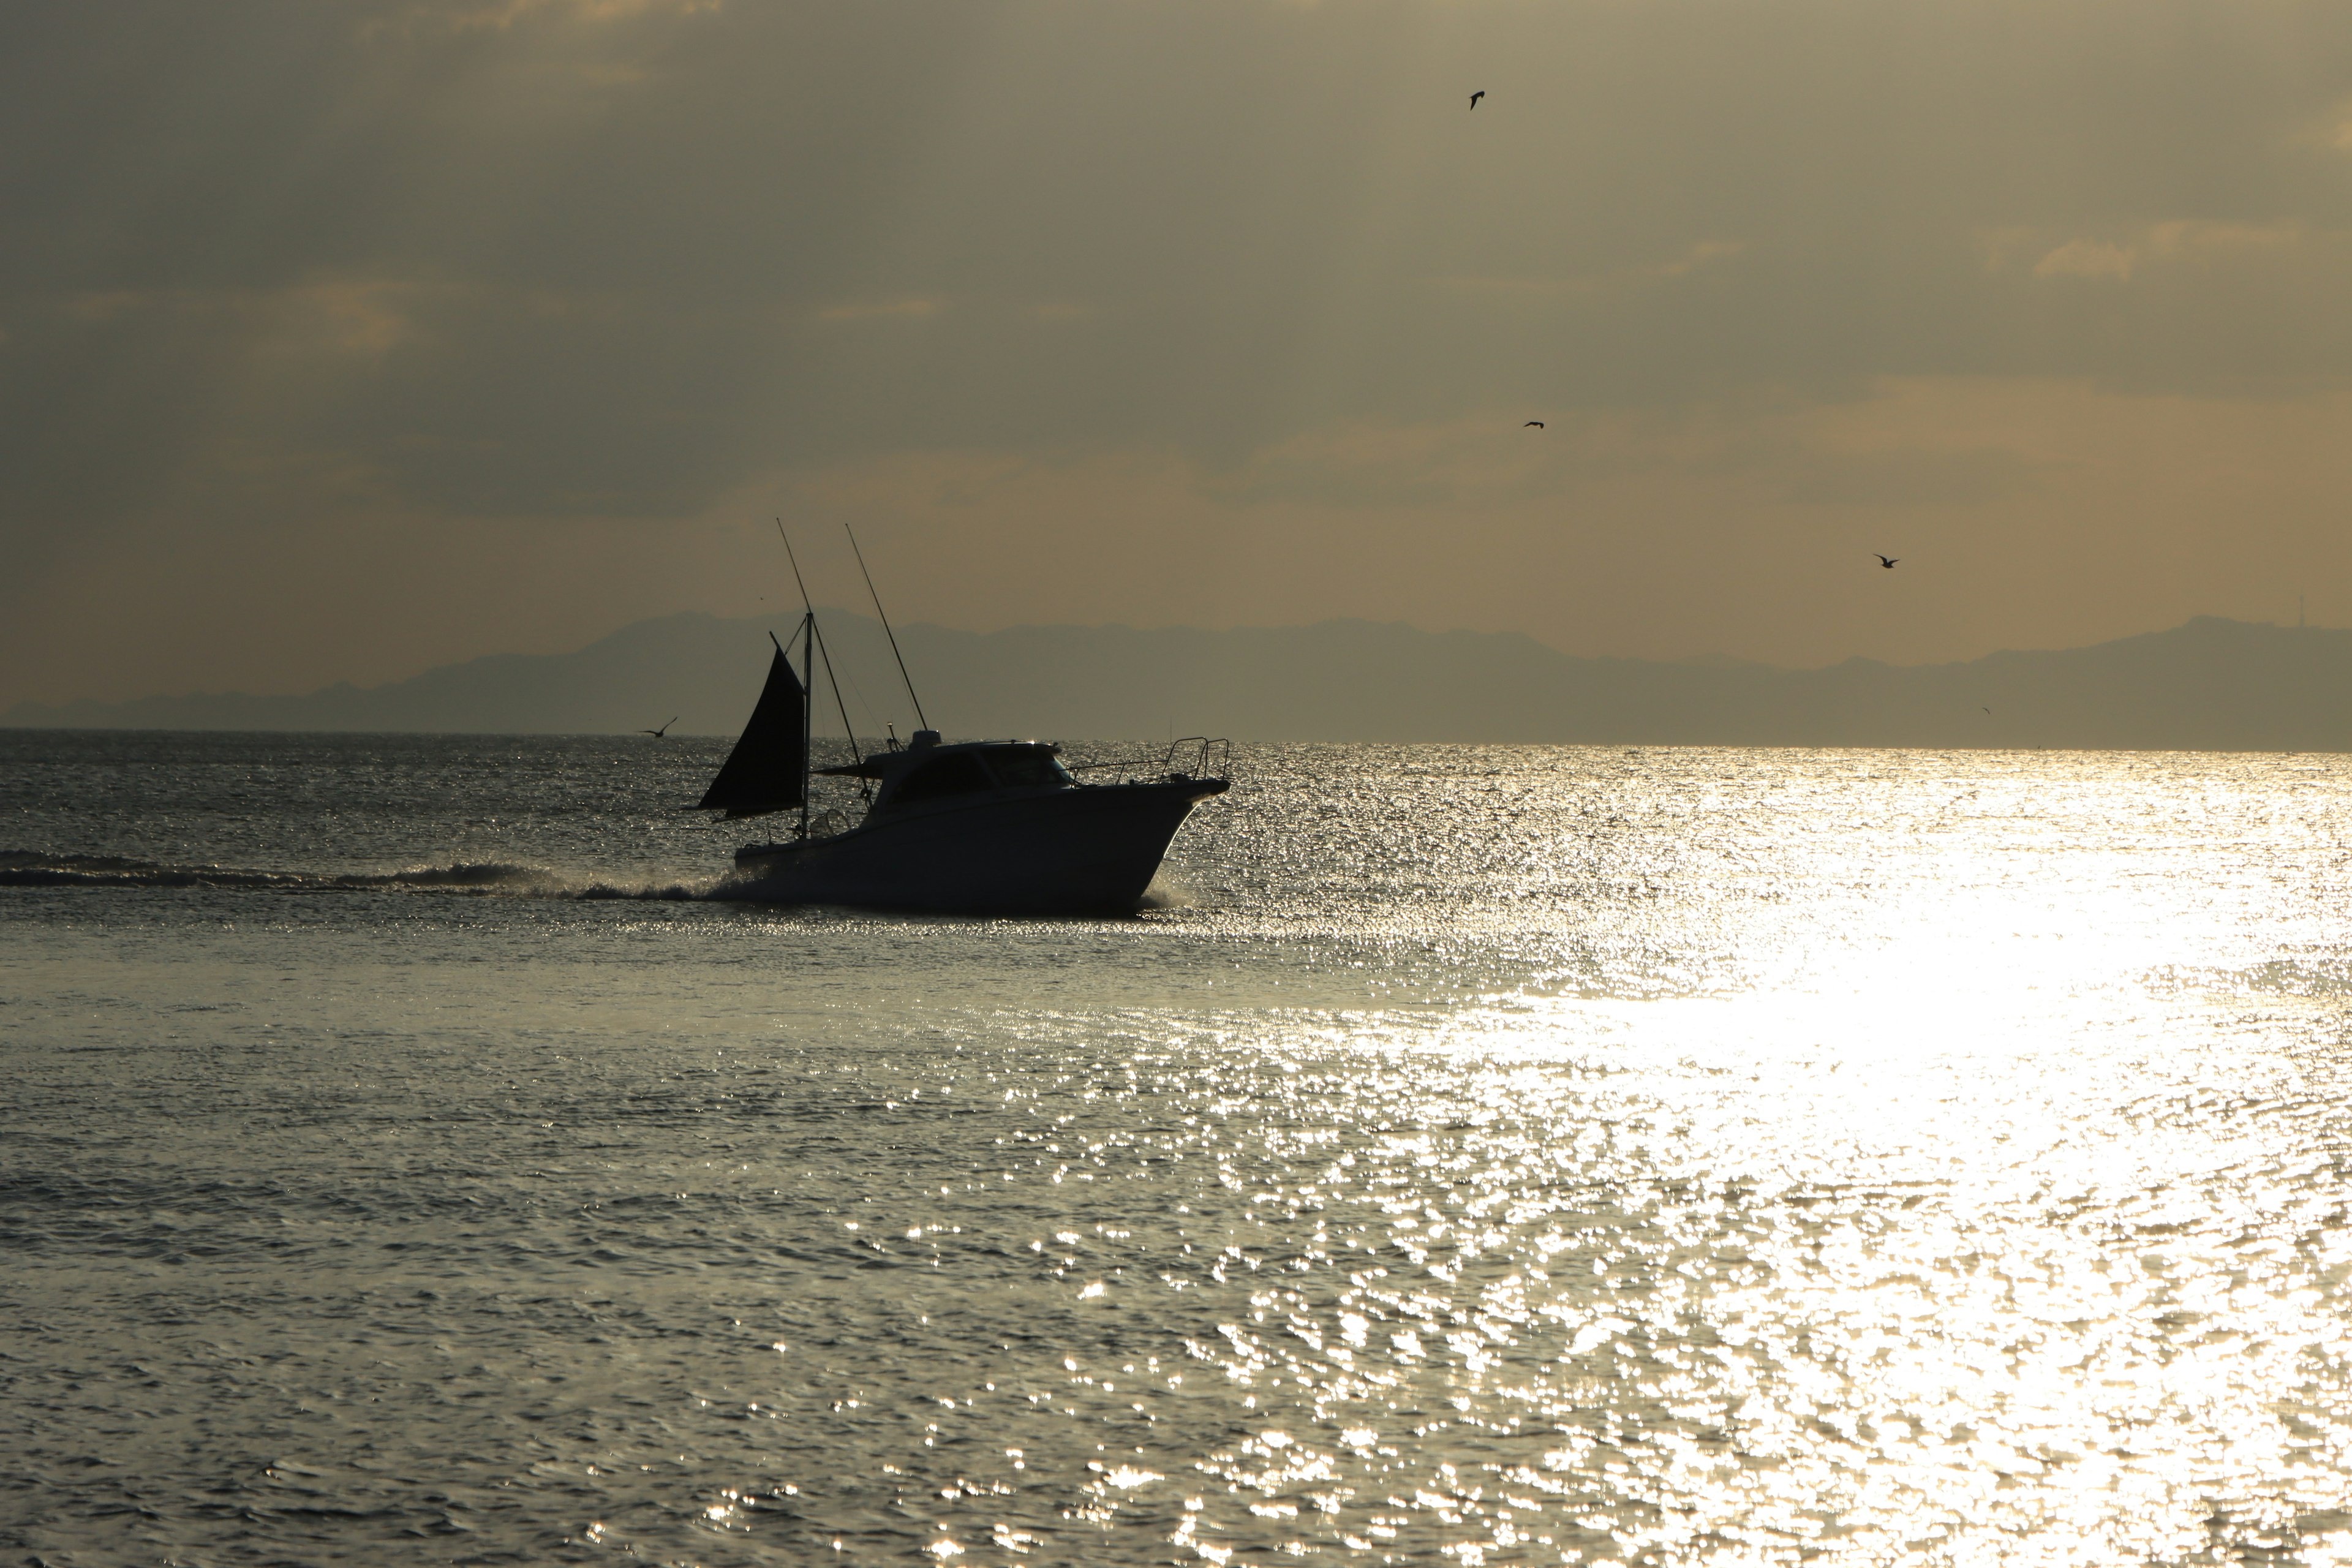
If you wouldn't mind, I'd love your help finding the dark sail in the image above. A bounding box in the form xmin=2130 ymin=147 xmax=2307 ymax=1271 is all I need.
xmin=697 ymin=646 xmax=805 ymax=818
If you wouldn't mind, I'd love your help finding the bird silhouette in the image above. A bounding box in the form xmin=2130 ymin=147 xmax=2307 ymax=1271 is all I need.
xmin=1525 ymin=420 xmax=1544 ymax=428
xmin=641 ymin=717 xmax=679 ymax=738
xmin=1982 ymin=707 xmax=1992 ymax=715
xmin=1469 ymin=90 xmax=1485 ymax=108
xmin=1874 ymin=554 xmax=1899 ymax=569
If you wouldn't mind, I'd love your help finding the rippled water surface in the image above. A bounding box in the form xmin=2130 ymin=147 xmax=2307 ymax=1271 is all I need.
xmin=8 ymin=731 xmax=2352 ymax=1566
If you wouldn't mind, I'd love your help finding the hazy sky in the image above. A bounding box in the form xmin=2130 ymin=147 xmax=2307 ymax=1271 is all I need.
xmin=9 ymin=0 xmax=2352 ymax=707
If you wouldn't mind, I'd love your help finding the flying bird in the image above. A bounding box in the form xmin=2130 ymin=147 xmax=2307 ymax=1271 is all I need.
xmin=641 ymin=717 xmax=679 ymax=738
xmin=1525 ymin=420 xmax=1545 ymax=428
xmin=1470 ymin=90 xmax=1485 ymax=108
xmin=1874 ymin=554 xmax=1899 ymax=569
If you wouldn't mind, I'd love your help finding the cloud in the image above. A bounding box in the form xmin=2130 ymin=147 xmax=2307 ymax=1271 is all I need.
xmin=2147 ymin=220 xmax=2302 ymax=258
xmin=1207 ymin=416 xmax=1581 ymax=508
xmin=2034 ymin=238 xmax=2138 ymax=282
xmin=2299 ymin=97 xmax=2352 ymax=151
xmin=263 ymin=281 xmax=417 ymax=359
xmin=13 ymin=375 xmax=2352 ymax=709
xmin=1776 ymin=446 xmax=2047 ymax=507
xmin=1431 ymin=240 xmax=1749 ymax=304
xmin=712 ymin=376 xmax=2352 ymax=673
xmin=59 ymin=277 xmax=442 ymax=365
xmin=2027 ymin=222 xmax=2304 ymax=282
xmin=1204 ymin=391 xmax=2050 ymax=513
xmin=13 ymin=0 xmax=2352 ymax=707
xmin=363 ymin=0 xmax=720 ymax=37
xmin=815 ymin=298 xmax=946 ymax=324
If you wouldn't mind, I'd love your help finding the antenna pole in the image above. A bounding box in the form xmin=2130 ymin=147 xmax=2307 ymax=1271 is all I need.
xmin=775 ymin=518 xmax=813 ymax=616
xmin=845 ymin=523 xmax=929 ymax=731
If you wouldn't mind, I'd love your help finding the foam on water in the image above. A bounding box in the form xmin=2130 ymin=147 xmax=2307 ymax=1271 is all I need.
xmin=0 ymin=849 xmax=722 ymax=900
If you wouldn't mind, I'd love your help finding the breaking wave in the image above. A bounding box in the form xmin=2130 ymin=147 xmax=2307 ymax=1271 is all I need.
xmin=0 ymin=850 xmax=718 ymax=901
xmin=1137 ymin=873 xmax=1197 ymax=910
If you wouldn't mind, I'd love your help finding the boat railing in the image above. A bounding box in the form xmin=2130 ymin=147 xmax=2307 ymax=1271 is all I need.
xmin=1161 ymin=736 xmax=1230 ymax=778
xmin=1062 ymin=736 xmax=1232 ymax=782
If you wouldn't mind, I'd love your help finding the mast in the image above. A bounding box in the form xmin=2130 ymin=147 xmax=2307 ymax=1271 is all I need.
xmin=776 ymin=521 xmax=819 ymax=840
xmin=798 ymin=611 xmax=814 ymax=839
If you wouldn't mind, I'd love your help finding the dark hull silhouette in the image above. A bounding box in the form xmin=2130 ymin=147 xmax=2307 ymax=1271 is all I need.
xmin=731 ymin=778 xmax=1227 ymax=915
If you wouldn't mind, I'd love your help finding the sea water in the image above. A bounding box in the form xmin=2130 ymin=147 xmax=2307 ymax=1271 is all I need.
xmin=6 ymin=731 xmax=2352 ymax=1566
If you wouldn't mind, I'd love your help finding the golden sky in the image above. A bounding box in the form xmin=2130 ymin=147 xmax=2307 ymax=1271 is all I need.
xmin=7 ymin=0 xmax=2352 ymax=706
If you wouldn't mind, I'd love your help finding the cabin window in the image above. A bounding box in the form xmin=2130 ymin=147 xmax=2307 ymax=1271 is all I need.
xmin=890 ymin=753 xmax=994 ymax=805
xmin=982 ymin=747 xmax=1072 ymax=789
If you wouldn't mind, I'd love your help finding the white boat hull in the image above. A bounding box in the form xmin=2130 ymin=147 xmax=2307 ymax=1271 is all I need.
xmin=729 ymin=778 xmax=1227 ymax=914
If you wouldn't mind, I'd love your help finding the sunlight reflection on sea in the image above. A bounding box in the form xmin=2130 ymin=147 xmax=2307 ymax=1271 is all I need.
xmin=4 ymin=735 xmax=2352 ymax=1564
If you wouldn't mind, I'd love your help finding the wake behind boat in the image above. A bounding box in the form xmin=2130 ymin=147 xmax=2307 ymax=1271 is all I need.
xmin=693 ymin=605 xmax=1228 ymax=915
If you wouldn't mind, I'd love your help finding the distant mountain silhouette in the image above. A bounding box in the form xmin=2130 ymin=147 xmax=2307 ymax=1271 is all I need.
xmin=9 ymin=612 xmax=2352 ymax=751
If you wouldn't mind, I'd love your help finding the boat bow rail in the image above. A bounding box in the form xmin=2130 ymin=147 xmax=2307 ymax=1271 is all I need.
xmin=1063 ymin=736 xmax=1234 ymax=785
xmin=1163 ymin=736 xmax=1231 ymax=780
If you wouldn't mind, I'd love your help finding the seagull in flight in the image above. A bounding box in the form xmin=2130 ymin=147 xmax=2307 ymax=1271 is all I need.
xmin=641 ymin=717 xmax=679 ymax=738
xmin=1469 ymin=90 xmax=1485 ymax=109
xmin=1525 ymin=420 xmax=1545 ymax=428
xmin=1874 ymin=554 xmax=1899 ymax=569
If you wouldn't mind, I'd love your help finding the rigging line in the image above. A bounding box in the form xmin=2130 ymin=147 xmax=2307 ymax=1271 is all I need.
xmin=844 ymin=522 xmax=929 ymax=732
xmin=830 ymin=643 xmax=885 ymax=749
xmin=811 ymin=620 xmax=870 ymax=799
xmin=772 ymin=516 xmax=879 ymax=742
xmin=827 ymin=611 xmax=882 ymax=740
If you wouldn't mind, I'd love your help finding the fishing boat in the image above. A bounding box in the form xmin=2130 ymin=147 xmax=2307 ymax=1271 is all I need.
xmin=694 ymin=605 xmax=1229 ymax=916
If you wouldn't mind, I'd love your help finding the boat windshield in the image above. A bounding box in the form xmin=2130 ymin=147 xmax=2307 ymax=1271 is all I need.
xmin=981 ymin=746 xmax=1073 ymax=788
xmin=890 ymin=753 xmax=994 ymax=805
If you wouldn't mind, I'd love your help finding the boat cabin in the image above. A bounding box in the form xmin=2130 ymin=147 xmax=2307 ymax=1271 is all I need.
xmin=818 ymin=733 xmax=1074 ymax=817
